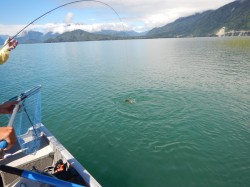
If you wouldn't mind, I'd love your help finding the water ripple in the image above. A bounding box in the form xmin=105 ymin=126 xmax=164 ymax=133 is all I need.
xmin=112 ymin=88 xmax=192 ymax=122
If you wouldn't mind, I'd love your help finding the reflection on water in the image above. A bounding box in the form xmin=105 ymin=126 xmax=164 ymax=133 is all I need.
xmin=220 ymin=37 xmax=250 ymax=49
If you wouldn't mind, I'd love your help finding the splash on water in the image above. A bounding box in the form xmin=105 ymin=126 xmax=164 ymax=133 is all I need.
xmin=124 ymin=98 xmax=136 ymax=104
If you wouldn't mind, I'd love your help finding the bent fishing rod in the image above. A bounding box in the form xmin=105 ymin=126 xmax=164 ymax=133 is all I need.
xmin=2 ymin=0 xmax=123 ymax=49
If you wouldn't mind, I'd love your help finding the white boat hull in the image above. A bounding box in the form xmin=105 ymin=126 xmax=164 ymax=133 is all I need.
xmin=0 ymin=123 xmax=101 ymax=187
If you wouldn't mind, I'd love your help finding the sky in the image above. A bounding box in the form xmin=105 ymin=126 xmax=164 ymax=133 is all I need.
xmin=0 ymin=0 xmax=235 ymax=36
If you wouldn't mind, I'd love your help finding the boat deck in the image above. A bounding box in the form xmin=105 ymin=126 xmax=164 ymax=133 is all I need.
xmin=0 ymin=135 xmax=54 ymax=186
xmin=0 ymin=135 xmax=54 ymax=167
xmin=0 ymin=124 xmax=102 ymax=187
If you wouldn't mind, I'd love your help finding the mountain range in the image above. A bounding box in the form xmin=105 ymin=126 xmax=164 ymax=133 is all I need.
xmin=147 ymin=0 xmax=250 ymax=37
xmin=0 ymin=0 xmax=249 ymax=44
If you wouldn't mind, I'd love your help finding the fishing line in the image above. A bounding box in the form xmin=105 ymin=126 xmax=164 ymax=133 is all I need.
xmin=1 ymin=0 xmax=124 ymax=49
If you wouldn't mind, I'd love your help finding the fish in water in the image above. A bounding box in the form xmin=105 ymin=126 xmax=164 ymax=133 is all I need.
xmin=124 ymin=98 xmax=136 ymax=104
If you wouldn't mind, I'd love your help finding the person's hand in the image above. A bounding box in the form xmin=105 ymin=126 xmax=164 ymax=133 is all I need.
xmin=4 ymin=37 xmax=18 ymax=51
xmin=0 ymin=127 xmax=16 ymax=150
xmin=0 ymin=101 xmax=19 ymax=114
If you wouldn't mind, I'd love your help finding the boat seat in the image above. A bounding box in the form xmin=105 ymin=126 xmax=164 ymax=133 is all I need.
xmin=0 ymin=135 xmax=54 ymax=187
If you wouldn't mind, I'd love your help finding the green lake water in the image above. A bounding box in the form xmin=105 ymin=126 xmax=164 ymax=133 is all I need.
xmin=0 ymin=37 xmax=250 ymax=187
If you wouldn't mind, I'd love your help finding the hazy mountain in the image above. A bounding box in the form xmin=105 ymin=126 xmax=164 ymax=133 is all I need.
xmin=14 ymin=31 xmax=59 ymax=44
xmin=16 ymin=31 xmax=44 ymax=44
xmin=0 ymin=38 xmax=4 ymax=45
xmin=94 ymin=30 xmax=146 ymax=37
xmin=147 ymin=0 xmax=250 ymax=37
xmin=0 ymin=35 xmax=9 ymax=45
xmin=43 ymin=32 xmax=60 ymax=41
xmin=45 ymin=29 xmax=126 ymax=43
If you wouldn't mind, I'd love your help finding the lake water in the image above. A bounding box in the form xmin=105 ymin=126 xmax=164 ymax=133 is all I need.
xmin=0 ymin=38 xmax=250 ymax=187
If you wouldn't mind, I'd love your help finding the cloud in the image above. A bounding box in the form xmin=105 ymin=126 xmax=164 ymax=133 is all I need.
xmin=0 ymin=24 xmax=26 ymax=36
xmin=64 ymin=12 xmax=74 ymax=24
xmin=0 ymin=0 xmax=235 ymax=35
xmin=0 ymin=21 xmax=132 ymax=36
xmin=53 ymin=0 xmax=235 ymax=29
xmin=43 ymin=22 xmax=129 ymax=34
xmin=0 ymin=22 xmax=131 ymax=35
xmin=110 ymin=0 xmax=235 ymax=30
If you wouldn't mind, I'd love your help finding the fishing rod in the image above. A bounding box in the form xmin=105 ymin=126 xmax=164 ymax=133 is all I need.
xmin=1 ymin=0 xmax=123 ymax=49
xmin=0 ymin=1 xmax=123 ymax=147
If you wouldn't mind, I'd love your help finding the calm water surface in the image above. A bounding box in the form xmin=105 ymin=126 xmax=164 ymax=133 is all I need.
xmin=0 ymin=38 xmax=250 ymax=187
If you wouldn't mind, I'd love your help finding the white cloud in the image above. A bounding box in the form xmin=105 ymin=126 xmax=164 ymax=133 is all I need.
xmin=46 ymin=22 xmax=130 ymax=33
xmin=1 ymin=22 xmax=131 ymax=35
xmin=0 ymin=24 xmax=27 ymax=36
xmin=112 ymin=0 xmax=235 ymax=31
xmin=0 ymin=0 xmax=235 ymax=36
xmin=64 ymin=12 xmax=74 ymax=24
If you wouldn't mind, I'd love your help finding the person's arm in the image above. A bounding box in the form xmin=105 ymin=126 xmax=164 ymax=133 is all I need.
xmin=0 ymin=127 xmax=16 ymax=150
xmin=0 ymin=48 xmax=10 ymax=64
xmin=0 ymin=101 xmax=19 ymax=114
xmin=0 ymin=38 xmax=18 ymax=65
xmin=0 ymin=101 xmax=19 ymax=150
